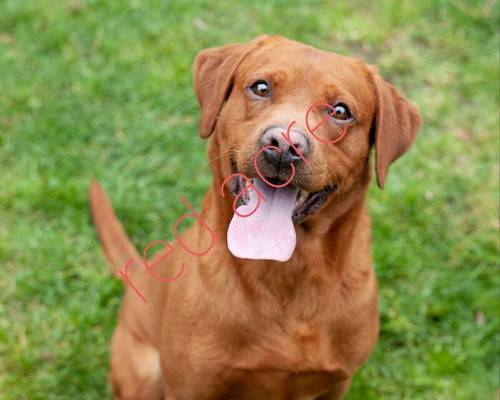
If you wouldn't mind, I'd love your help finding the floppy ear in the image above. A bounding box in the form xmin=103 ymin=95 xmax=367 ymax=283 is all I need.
xmin=372 ymin=73 xmax=421 ymax=188
xmin=193 ymin=36 xmax=268 ymax=138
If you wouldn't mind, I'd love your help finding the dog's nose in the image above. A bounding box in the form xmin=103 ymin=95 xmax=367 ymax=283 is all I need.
xmin=260 ymin=126 xmax=310 ymax=167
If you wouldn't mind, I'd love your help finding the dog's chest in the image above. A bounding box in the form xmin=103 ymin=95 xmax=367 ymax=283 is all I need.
xmin=220 ymin=368 xmax=338 ymax=400
xmin=221 ymin=322 xmax=345 ymax=399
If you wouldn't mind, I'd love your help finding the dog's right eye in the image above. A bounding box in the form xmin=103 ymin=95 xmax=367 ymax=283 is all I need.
xmin=249 ymin=80 xmax=271 ymax=98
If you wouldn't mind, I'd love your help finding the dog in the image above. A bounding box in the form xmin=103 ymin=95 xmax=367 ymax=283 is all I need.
xmin=89 ymin=35 xmax=420 ymax=399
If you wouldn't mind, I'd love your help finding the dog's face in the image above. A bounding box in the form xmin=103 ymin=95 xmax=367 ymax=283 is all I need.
xmin=217 ymin=39 xmax=377 ymax=215
xmin=193 ymin=35 xmax=420 ymax=260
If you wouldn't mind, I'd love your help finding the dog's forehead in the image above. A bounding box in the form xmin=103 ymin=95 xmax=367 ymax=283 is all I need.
xmin=240 ymin=40 xmax=370 ymax=89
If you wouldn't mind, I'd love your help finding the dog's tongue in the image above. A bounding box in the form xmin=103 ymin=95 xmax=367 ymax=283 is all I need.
xmin=227 ymin=178 xmax=298 ymax=262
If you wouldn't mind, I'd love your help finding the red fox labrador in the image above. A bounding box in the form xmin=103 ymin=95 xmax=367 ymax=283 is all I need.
xmin=89 ymin=35 xmax=420 ymax=399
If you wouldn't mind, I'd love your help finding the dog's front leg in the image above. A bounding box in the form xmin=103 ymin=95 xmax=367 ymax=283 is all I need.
xmin=315 ymin=377 xmax=352 ymax=400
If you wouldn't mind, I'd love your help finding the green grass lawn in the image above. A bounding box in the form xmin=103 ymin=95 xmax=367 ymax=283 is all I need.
xmin=0 ymin=0 xmax=498 ymax=398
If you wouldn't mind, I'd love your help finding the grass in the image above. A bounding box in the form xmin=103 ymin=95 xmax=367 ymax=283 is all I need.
xmin=0 ymin=0 xmax=498 ymax=398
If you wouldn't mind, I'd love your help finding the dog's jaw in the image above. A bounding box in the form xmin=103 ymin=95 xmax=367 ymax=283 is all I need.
xmin=229 ymin=157 xmax=336 ymax=224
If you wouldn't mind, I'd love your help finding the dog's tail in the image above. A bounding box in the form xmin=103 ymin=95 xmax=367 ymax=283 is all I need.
xmin=88 ymin=180 xmax=141 ymax=276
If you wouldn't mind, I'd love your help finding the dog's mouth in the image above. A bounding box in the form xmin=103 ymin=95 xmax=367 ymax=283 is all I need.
xmin=226 ymin=159 xmax=336 ymax=262
xmin=230 ymin=173 xmax=335 ymax=223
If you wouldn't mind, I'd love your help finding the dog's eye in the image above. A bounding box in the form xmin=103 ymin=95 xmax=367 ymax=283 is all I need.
xmin=250 ymin=80 xmax=271 ymax=98
xmin=329 ymin=103 xmax=352 ymax=121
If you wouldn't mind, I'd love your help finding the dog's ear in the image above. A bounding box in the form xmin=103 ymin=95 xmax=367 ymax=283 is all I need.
xmin=193 ymin=36 xmax=268 ymax=138
xmin=371 ymin=72 xmax=421 ymax=188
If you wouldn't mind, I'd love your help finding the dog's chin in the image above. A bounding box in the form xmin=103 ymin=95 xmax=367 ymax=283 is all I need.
xmin=229 ymin=159 xmax=336 ymax=223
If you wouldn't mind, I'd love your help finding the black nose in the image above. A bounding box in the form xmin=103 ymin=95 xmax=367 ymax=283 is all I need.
xmin=260 ymin=126 xmax=310 ymax=168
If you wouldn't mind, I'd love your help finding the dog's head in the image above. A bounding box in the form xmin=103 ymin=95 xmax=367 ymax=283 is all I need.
xmin=193 ymin=35 xmax=420 ymax=261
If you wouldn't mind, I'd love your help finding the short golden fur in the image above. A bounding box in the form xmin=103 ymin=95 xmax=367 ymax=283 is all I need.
xmin=90 ymin=35 xmax=420 ymax=399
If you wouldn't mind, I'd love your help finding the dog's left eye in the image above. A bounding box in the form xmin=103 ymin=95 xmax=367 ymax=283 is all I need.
xmin=249 ymin=80 xmax=271 ymax=97
xmin=328 ymin=103 xmax=352 ymax=121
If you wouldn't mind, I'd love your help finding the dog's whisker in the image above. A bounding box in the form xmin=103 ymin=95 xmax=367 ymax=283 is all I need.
xmin=205 ymin=148 xmax=240 ymax=167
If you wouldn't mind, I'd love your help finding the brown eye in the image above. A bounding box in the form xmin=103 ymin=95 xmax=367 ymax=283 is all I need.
xmin=250 ymin=80 xmax=271 ymax=97
xmin=329 ymin=103 xmax=352 ymax=121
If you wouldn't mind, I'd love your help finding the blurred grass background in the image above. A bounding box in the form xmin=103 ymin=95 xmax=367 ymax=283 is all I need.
xmin=0 ymin=0 xmax=498 ymax=399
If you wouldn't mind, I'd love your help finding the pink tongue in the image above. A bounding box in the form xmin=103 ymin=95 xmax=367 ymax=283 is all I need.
xmin=227 ymin=178 xmax=298 ymax=262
